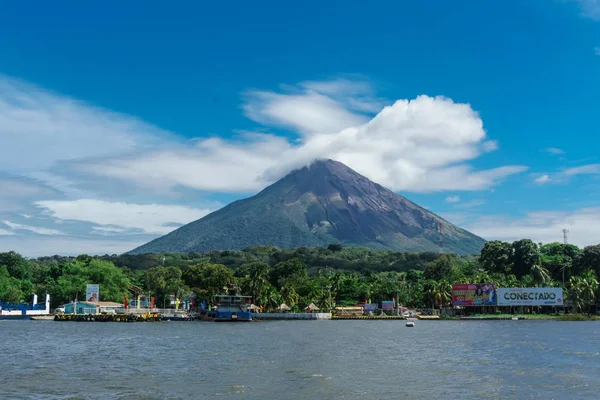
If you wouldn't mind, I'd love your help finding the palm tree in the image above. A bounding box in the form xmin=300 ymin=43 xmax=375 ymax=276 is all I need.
xmin=262 ymin=286 xmax=283 ymax=312
xmin=280 ymin=284 xmax=299 ymax=308
xmin=436 ymin=281 xmax=452 ymax=308
xmin=248 ymin=262 xmax=270 ymax=301
xmin=568 ymin=271 xmax=599 ymax=314
xmin=530 ymin=265 xmax=550 ymax=286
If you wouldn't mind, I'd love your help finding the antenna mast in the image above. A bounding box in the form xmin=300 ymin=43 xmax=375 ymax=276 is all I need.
xmin=438 ymin=221 xmax=443 ymax=254
xmin=562 ymin=228 xmax=569 ymax=245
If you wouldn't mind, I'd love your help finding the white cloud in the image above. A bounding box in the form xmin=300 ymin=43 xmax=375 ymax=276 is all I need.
xmin=0 ymin=229 xmax=15 ymax=236
xmin=529 ymin=164 xmax=600 ymax=185
xmin=455 ymin=199 xmax=485 ymax=208
xmin=465 ymin=208 xmax=600 ymax=247
xmin=563 ymin=163 xmax=600 ymax=176
xmin=2 ymin=220 xmax=63 ymax=235
xmin=439 ymin=212 xmax=475 ymax=226
xmin=0 ymin=75 xmax=173 ymax=172
xmin=445 ymin=195 xmax=460 ymax=203
xmin=0 ymin=236 xmax=146 ymax=257
xmin=0 ymin=76 xmax=530 ymax=254
xmin=544 ymin=147 xmax=564 ymax=155
xmin=242 ymin=89 xmax=367 ymax=135
xmin=75 ymin=86 xmax=527 ymax=194
xmin=34 ymin=199 xmax=215 ymax=235
xmin=575 ymin=0 xmax=600 ymax=20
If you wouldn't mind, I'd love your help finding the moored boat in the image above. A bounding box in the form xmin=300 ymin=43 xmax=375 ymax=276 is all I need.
xmin=209 ymin=283 xmax=253 ymax=322
xmin=0 ymin=294 xmax=51 ymax=320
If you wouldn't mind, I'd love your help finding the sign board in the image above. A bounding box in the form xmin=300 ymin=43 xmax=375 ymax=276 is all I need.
xmin=452 ymin=283 xmax=496 ymax=306
xmin=364 ymin=303 xmax=378 ymax=312
xmin=86 ymin=284 xmax=99 ymax=302
xmin=496 ymin=288 xmax=563 ymax=306
xmin=381 ymin=301 xmax=394 ymax=310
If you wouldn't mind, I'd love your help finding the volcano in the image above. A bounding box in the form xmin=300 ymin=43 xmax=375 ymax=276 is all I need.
xmin=128 ymin=159 xmax=486 ymax=255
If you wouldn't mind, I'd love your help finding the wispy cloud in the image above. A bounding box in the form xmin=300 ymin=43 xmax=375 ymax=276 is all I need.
xmin=0 ymin=236 xmax=147 ymax=257
xmin=0 ymin=229 xmax=15 ymax=236
xmin=563 ymin=163 xmax=600 ymax=176
xmin=445 ymin=195 xmax=460 ymax=203
xmin=74 ymin=82 xmax=527 ymax=194
xmin=35 ymin=199 xmax=215 ymax=235
xmin=465 ymin=207 xmax=600 ymax=247
xmin=544 ymin=147 xmax=565 ymax=155
xmin=530 ymin=163 xmax=599 ymax=185
xmin=574 ymin=0 xmax=600 ymax=21
xmin=594 ymin=46 xmax=600 ymax=55
xmin=0 ymin=75 xmax=529 ymax=254
xmin=455 ymin=199 xmax=486 ymax=209
xmin=2 ymin=220 xmax=63 ymax=235
xmin=0 ymin=74 xmax=174 ymax=172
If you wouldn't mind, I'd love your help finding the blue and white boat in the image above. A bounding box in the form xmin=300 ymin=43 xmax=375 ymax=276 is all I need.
xmin=0 ymin=294 xmax=51 ymax=320
xmin=213 ymin=293 xmax=253 ymax=321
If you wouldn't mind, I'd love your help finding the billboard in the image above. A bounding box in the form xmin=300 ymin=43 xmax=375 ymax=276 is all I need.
xmin=86 ymin=284 xmax=99 ymax=302
xmin=364 ymin=303 xmax=378 ymax=312
xmin=381 ymin=301 xmax=394 ymax=310
xmin=452 ymin=283 xmax=496 ymax=306
xmin=496 ymin=288 xmax=563 ymax=306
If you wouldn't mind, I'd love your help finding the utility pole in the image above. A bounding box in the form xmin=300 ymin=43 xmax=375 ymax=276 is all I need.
xmin=562 ymin=229 xmax=569 ymax=287
xmin=438 ymin=221 xmax=443 ymax=254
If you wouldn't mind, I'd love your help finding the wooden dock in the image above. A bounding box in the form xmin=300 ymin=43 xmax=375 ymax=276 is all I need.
xmin=54 ymin=313 xmax=161 ymax=322
xmin=332 ymin=315 xmax=407 ymax=320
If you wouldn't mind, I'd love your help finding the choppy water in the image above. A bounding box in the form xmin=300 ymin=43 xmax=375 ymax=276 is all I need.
xmin=1 ymin=319 xmax=599 ymax=399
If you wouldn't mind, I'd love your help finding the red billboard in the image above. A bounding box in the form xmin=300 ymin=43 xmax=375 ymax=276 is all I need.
xmin=452 ymin=283 xmax=496 ymax=306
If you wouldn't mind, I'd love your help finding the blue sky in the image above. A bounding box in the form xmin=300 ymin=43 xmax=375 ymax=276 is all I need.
xmin=1 ymin=0 xmax=599 ymax=256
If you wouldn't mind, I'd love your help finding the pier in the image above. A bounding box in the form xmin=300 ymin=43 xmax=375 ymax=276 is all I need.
xmin=332 ymin=315 xmax=407 ymax=320
xmin=54 ymin=312 xmax=161 ymax=322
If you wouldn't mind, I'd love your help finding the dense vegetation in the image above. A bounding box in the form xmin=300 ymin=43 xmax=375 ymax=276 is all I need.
xmin=1 ymin=240 xmax=599 ymax=313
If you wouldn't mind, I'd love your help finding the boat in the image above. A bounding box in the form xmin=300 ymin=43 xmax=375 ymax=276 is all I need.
xmin=30 ymin=315 xmax=55 ymax=321
xmin=208 ymin=283 xmax=253 ymax=322
xmin=213 ymin=293 xmax=253 ymax=322
xmin=0 ymin=294 xmax=51 ymax=320
xmin=406 ymin=321 xmax=415 ymax=327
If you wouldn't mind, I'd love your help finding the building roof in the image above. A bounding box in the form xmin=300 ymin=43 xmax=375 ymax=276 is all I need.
xmin=81 ymin=301 xmax=123 ymax=307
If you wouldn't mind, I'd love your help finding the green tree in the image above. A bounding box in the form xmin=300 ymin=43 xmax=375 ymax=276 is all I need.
xmin=0 ymin=251 xmax=30 ymax=280
xmin=0 ymin=266 xmax=26 ymax=302
xmin=423 ymin=254 xmax=457 ymax=281
xmin=530 ymin=264 xmax=551 ymax=286
xmin=576 ymin=244 xmax=600 ymax=277
xmin=246 ymin=262 xmax=270 ymax=301
xmin=270 ymin=258 xmax=307 ymax=289
xmin=280 ymin=283 xmax=300 ymax=308
xmin=540 ymin=242 xmax=580 ymax=283
xmin=141 ymin=266 xmax=185 ymax=307
xmin=479 ymin=241 xmax=513 ymax=274
xmin=568 ymin=269 xmax=599 ymax=313
xmin=511 ymin=239 xmax=541 ymax=278
xmin=51 ymin=261 xmax=88 ymax=305
xmin=182 ymin=263 xmax=234 ymax=300
xmin=327 ymin=243 xmax=343 ymax=252
xmin=85 ymin=259 xmax=130 ymax=302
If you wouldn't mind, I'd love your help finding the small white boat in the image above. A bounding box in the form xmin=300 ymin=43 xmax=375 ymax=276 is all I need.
xmin=406 ymin=321 xmax=415 ymax=327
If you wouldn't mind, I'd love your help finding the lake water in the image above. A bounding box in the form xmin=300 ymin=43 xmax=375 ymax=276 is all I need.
xmin=1 ymin=320 xmax=599 ymax=399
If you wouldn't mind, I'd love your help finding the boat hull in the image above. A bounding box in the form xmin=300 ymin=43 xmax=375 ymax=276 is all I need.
xmin=0 ymin=315 xmax=33 ymax=320
xmin=214 ymin=310 xmax=252 ymax=322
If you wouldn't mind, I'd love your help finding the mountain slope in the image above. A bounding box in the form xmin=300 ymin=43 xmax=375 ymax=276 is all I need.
xmin=128 ymin=159 xmax=486 ymax=255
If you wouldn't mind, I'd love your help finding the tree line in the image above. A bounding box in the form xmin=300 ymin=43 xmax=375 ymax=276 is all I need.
xmin=1 ymin=240 xmax=599 ymax=313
